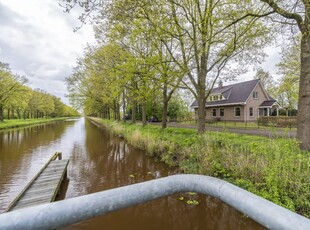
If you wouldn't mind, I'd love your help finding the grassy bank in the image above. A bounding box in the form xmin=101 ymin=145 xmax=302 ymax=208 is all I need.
xmin=90 ymin=117 xmax=310 ymax=218
xmin=179 ymin=120 xmax=297 ymax=131
xmin=0 ymin=117 xmax=70 ymax=130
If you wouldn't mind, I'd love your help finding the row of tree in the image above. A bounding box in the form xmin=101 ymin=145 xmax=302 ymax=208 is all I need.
xmin=0 ymin=62 xmax=79 ymax=121
xmin=63 ymin=0 xmax=310 ymax=150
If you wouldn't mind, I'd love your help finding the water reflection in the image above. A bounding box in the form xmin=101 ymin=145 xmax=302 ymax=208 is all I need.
xmin=0 ymin=121 xmax=76 ymax=212
xmin=0 ymin=118 xmax=265 ymax=229
xmin=62 ymin=119 xmax=265 ymax=230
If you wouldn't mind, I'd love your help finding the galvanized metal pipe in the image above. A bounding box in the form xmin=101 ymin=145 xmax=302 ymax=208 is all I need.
xmin=0 ymin=174 xmax=309 ymax=230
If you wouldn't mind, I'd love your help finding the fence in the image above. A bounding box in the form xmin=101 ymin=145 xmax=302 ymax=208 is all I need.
xmin=257 ymin=116 xmax=297 ymax=128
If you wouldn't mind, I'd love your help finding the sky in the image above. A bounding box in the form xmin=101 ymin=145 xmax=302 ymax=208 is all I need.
xmin=0 ymin=1 xmax=282 ymax=106
xmin=0 ymin=0 xmax=95 ymax=105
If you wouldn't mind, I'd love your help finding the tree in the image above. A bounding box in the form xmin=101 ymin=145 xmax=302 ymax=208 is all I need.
xmin=276 ymin=37 xmax=300 ymax=111
xmin=254 ymin=68 xmax=276 ymax=96
xmin=61 ymin=0 xmax=273 ymax=133
xmin=256 ymin=0 xmax=310 ymax=149
xmin=140 ymin=0 xmax=273 ymax=133
xmin=0 ymin=62 xmax=27 ymax=121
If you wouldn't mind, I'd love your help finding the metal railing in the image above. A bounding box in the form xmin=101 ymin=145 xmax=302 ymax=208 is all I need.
xmin=0 ymin=174 xmax=309 ymax=230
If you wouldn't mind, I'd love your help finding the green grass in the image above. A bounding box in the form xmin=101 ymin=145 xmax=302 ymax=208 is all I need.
xmin=89 ymin=117 xmax=310 ymax=218
xmin=0 ymin=118 xmax=69 ymax=130
xmin=179 ymin=120 xmax=297 ymax=131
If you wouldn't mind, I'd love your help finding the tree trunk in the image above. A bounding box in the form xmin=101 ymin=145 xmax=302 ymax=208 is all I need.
xmin=23 ymin=110 xmax=28 ymax=120
xmin=197 ymin=94 xmax=206 ymax=133
xmin=7 ymin=108 xmax=10 ymax=120
xmin=297 ymin=31 xmax=310 ymax=150
xmin=107 ymin=107 xmax=111 ymax=120
xmin=162 ymin=86 xmax=168 ymax=129
xmin=196 ymin=68 xmax=207 ymax=133
xmin=122 ymin=91 xmax=126 ymax=123
xmin=17 ymin=109 xmax=21 ymax=119
xmin=142 ymin=101 xmax=147 ymax=126
xmin=162 ymin=100 xmax=168 ymax=129
xmin=131 ymin=100 xmax=136 ymax=123
xmin=0 ymin=105 xmax=4 ymax=121
xmin=115 ymin=101 xmax=121 ymax=121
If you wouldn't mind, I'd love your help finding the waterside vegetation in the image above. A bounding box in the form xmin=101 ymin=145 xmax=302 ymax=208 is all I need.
xmin=89 ymin=117 xmax=310 ymax=218
xmin=0 ymin=117 xmax=73 ymax=131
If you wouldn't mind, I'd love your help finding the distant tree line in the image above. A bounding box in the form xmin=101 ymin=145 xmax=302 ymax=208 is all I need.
xmin=0 ymin=61 xmax=79 ymax=121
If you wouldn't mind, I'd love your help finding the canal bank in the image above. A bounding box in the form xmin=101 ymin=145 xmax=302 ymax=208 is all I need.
xmin=0 ymin=117 xmax=265 ymax=229
xmin=88 ymin=117 xmax=310 ymax=219
xmin=0 ymin=117 xmax=74 ymax=131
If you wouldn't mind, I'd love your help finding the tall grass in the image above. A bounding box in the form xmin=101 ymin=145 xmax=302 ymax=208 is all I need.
xmin=90 ymin=117 xmax=310 ymax=218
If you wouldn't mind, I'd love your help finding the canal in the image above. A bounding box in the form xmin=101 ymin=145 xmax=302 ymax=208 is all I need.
xmin=0 ymin=118 xmax=265 ymax=229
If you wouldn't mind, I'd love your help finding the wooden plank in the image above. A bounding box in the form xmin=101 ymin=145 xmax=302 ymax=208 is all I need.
xmin=35 ymin=173 xmax=64 ymax=180
xmin=30 ymin=181 xmax=62 ymax=189
xmin=22 ymin=190 xmax=55 ymax=199
xmin=30 ymin=178 xmax=60 ymax=185
xmin=43 ymin=164 xmax=68 ymax=172
xmin=5 ymin=152 xmax=62 ymax=212
xmin=17 ymin=194 xmax=54 ymax=205
xmin=5 ymin=153 xmax=69 ymax=212
xmin=23 ymin=186 xmax=57 ymax=196
xmin=36 ymin=172 xmax=64 ymax=178
xmin=50 ymin=159 xmax=69 ymax=202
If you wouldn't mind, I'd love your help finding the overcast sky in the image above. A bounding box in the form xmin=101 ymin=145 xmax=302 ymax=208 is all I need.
xmin=0 ymin=1 xmax=281 ymax=105
xmin=0 ymin=0 xmax=95 ymax=104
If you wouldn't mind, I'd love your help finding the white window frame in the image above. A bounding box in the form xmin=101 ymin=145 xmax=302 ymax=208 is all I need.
xmin=249 ymin=107 xmax=254 ymax=117
xmin=220 ymin=108 xmax=224 ymax=117
xmin=234 ymin=107 xmax=241 ymax=117
xmin=253 ymin=91 xmax=259 ymax=99
xmin=212 ymin=108 xmax=217 ymax=117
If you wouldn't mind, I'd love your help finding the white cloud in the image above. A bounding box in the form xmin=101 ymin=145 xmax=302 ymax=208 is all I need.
xmin=0 ymin=0 xmax=283 ymax=103
xmin=0 ymin=0 xmax=95 ymax=104
xmin=233 ymin=45 xmax=282 ymax=85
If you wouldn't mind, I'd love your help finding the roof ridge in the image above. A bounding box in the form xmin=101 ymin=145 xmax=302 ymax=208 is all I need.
xmin=212 ymin=79 xmax=259 ymax=91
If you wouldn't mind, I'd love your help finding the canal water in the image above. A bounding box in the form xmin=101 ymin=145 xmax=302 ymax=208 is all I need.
xmin=0 ymin=118 xmax=265 ymax=229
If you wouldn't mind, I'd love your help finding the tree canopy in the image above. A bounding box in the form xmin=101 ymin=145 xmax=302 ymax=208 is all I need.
xmin=0 ymin=61 xmax=79 ymax=121
xmin=62 ymin=0 xmax=310 ymax=149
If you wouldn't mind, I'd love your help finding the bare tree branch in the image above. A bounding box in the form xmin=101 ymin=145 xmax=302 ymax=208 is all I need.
xmin=260 ymin=0 xmax=304 ymax=31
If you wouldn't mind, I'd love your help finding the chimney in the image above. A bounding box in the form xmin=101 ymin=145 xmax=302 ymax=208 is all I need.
xmin=218 ymin=80 xmax=223 ymax=89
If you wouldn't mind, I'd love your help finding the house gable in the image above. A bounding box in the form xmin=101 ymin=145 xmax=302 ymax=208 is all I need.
xmin=245 ymin=81 xmax=270 ymax=105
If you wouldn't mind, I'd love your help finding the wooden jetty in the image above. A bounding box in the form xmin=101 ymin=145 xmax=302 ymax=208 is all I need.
xmin=5 ymin=152 xmax=69 ymax=212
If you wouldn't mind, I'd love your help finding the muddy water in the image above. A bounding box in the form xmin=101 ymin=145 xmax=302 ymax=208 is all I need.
xmin=0 ymin=118 xmax=265 ymax=229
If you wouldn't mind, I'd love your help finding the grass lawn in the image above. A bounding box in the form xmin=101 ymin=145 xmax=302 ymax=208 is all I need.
xmin=0 ymin=118 xmax=69 ymax=130
xmin=89 ymin=117 xmax=310 ymax=218
xmin=178 ymin=120 xmax=297 ymax=131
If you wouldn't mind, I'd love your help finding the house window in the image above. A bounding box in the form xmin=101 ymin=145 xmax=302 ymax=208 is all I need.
xmin=220 ymin=108 xmax=224 ymax=117
xmin=253 ymin=91 xmax=259 ymax=99
xmin=235 ymin=107 xmax=241 ymax=117
xmin=249 ymin=107 xmax=254 ymax=117
xmin=212 ymin=109 xmax=217 ymax=117
xmin=209 ymin=94 xmax=224 ymax=102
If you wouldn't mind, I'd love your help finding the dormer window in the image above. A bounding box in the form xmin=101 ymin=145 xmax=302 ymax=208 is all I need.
xmin=209 ymin=94 xmax=225 ymax=102
xmin=253 ymin=91 xmax=259 ymax=99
